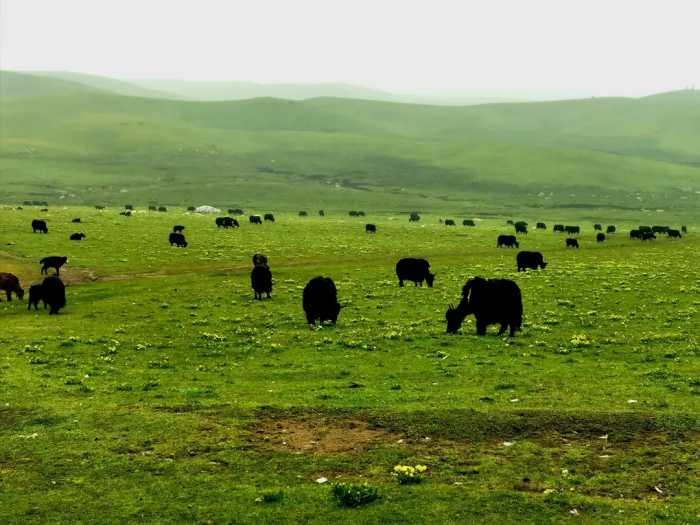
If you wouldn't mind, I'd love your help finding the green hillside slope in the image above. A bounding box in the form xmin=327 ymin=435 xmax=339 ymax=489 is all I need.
xmin=0 ymin=72 xmax=698 ymax=213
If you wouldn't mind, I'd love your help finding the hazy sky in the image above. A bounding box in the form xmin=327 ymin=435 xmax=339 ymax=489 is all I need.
xmin=1 ymin=0 xmax=698 ymax=97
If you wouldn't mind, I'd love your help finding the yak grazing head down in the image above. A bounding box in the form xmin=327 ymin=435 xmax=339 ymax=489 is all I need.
xmin=445 ymin=277 xmax=487 ymax=334
xmin=425 ymin=272 xmax=436 ymax=288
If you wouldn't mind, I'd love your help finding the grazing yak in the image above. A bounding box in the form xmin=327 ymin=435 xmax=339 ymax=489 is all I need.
xmin=668 ymin=229 xmax=682 ymax=238
xmin=187 ymin=206 xmax=196 ymax=211
xmin=158 ymin=206 xmax=167 ymax=212
xmin=349 ymin=211 xmax=366 ymax=217
xmin=70 ymin=233 xmax=86 ymax=241
xmin=264 ymin=213 xmax=275 ymax=222
xmin=652 ymin=225 xmax=669 ymax=234
xmin=516 ymin=251 xmax=547 ymax=272
xmin=119 ymin=211 xmax=132 ymax=217
xmin=125 ymin=205 xmax=134 ymax=210
xmin=249 ymin=215 xmax=262 ymax=224
xmin=566 ymin=238 xmax=579 ymax=248
xmin=638 ymin=225 xmax=652 ymax=233
xmin=553 ymin=224 xmax=565 ymax=233
xmin=365 ymin=224 xmax=377 ymax=233
xmin=149 ymin=205 xmax=157 ymax=211
xmin=515 ymin=223 xmax=528 ymax=234
xmin=40 ymin=256 xmax=68 ymax=275
xmin=28 ymin=276 xmax=65 ymax=314
xmin=396 ymin=258 xmax=435 ymax=287
xmin=299 ymin=211 xmax=308 ymax=217
xmin=463 ymin=219 xmax=476 ymax=226
xmin=629 ymin=229 xmax=642 ymax=239
xmin=72 ymin=218 xmax=81 ymax=223
xmin=319 ymin=210 xmax=325 ymax=217
xmin=444 ymin=219 xmax=456 ymax=226
xmin=497 ymin=235 xmax=519 ymax=248
xmin=95 ymin=205 xmax=105 ymax=210
xmin=0 ymin=273 xmax=24 ymax=301
xmin=445 ymin=277 xmax=522 ymax=336
xmin=216 ymin=217 xmax=237 ymax=228
xmin=641 ymin=231 xmax=656 ymax=241
xmin=606 ymin=225 xmax=616 ymax=234
xmin=32 ymin=219 xmax=48 ymax=233
xmin=169 ymin=232 xmax=188 ymax=247
xmin=409 ymin=212 xmax=420 ymax=222
xmin=565 ymin=225 xmax=580 ymax=236
xmin=506 ymin=220 xmax=514 ymax=225
xmin=173 ymin=225 xmax=185 ymax=233
xmin=536 ymin=222 xmax=546 ymax=230
xmin=303 ymin=277 xmax=341 ymax=327
xmin=252 ymin=253 xmax=269 ymax=267
xmin=251 ymin=265 xmax=273 ymax=300
xmin=681 ymin=225 xmax=687 ymax=233
xmin=596 ymin=233 xmax=606 ymax=242
xmin=594 ymin=224 xmax=602 ymax=231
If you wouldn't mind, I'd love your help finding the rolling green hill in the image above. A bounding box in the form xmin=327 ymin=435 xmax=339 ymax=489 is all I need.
xmin=0 ymin=71 xmax=698 ymax=214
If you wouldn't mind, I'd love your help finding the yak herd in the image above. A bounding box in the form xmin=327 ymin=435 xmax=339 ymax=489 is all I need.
xmin=0 ymin=210 xmax=689 ymax=336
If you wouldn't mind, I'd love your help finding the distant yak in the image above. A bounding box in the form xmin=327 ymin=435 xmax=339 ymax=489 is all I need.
xmin=497 ymin=235 xmax=519 ymax=248
xmin=70 ymin=233 xmax=86 ymax=241
xmin=0 ymin=272 xmax=24 ymax=301
xmin=396 ymin=258 xmax=435 ymax=287
xmin=28 ymin=276 xmax=66 ymax=314
xmin=516 ymin=251 xmax=547 ymax=272
xmin=169 ymin=232 xmax=188 ymax=247
xmin=40 ymin=256 xmax=68 ymax=275
xmin=365 ymin=223 xmax=377 ymax=233
xmin=32 ymin=219 xmax=48 ymax=233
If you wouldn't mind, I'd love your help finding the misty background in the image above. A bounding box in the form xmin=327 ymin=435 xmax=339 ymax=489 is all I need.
xmin=1 ymin=0 xmax=699 ymax=103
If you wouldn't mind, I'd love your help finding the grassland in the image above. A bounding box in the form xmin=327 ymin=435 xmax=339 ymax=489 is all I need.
xmin=1 ymin=206 xmax=699 ymax=523
xmin=1 ymin=71 xmax=699 ymax=215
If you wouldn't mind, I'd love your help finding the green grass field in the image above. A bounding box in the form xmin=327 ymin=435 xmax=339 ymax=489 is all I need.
xmin=2 ymin=71 xmax=700 ymax=216
xmin=1 ymin=206 xmax=699 ymax=523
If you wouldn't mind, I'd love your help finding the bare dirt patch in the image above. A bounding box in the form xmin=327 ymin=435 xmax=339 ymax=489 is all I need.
xmin=251 ymin=416 xmax=401 ymax=455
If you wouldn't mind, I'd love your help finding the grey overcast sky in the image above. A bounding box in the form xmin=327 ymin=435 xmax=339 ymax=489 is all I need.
xmin=1 ymin=0 xmax=698 ymax=97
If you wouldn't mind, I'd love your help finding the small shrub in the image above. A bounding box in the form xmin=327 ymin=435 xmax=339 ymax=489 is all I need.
xmin=393 ymin=464 xmax=427 ymax=484
xmin=331 ymin=482 xmax=379 ymax=507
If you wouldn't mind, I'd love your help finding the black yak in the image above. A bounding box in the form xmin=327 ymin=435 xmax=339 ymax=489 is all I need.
xmin=249 ymin=215 xmax=262 ymax=224
xmin=668 ymin=229 xmax=682 ymax=238
xmin=516 ymin=251 xmax=547 ymax=272
xmin=32 ymin=219 xmax=48 ymax=233
xmin=40 ymin=256 xmax=67 ymax=275
xmin=445 ymin=277 xmax=522 ymax=336
xmin=536 ymin=222 xmax=546 ymax=230
xmin=303 ymin=276 xmax=341 ymax=327
xmin=642 ymin=231 xmax=656 ymax=241
xmin=594 ymin=224 xmax=602 ymax=231
xmin=553 ymin=224 xmax=565 ymax=232
xmin=515 ymin=224 xmax=528 ymax=234
xmin=264 ymin=213 xmax=275 ymax=222
xmin=629 ymin=229 xmax=642 ymax=240
xmin=409 ymin=212 xmax=420 ymax=222
xmin=169 ymin=233 xmax=188 ymax=247
xmin=299 ymin=211 xmax=308 ymax=217
xmin=365 ymin=224 xmax=377 ymax=233
xmin=69 ymin=233 xmax=86 ymax=241
xmin=216 ymin=217 xmax=235 ymax=228
xmin=119 ymin=211 xmax=132 ymax=217
xmin=606 ymin=225 xmax=616 ymax=234
xmin=565 ymin=225 xmax=580 ymax=235
xmin=497 ymin=235 xmax=519 ymax=248
xmin=463 ymin=219 xmax=476 ymax=226
xmin=0 ymin=273 xmax=24 ymax=301
xmin=319 ymin=210 xmax=325 ymax=217
xmin=596 ymin=233 xmax=606 ymax=242
xmin=444 ymin=219 xmax=456 ymax=226
xmin=173 ymin=225 xmax=185 ymax=233
xmin=396 ymin=258 xmax=435 ymax=287
xmin=72 ymin=218 xmax=81 ymax=223
xmin=566 ymin=238 xmax=579 ymax=248
xmin=158 ymin=206 xmax=167 ymax=212
xmin=251 ymin=265 xmax=272 ymax=300
xmin=681 ymin=225 xmax=687 ymax=233
xmin=28 ymin=276 xmax=65 ymax=314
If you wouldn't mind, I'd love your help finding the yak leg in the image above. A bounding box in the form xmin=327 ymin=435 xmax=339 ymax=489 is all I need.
xmin=476 ymin=319 xmax=487 ymax=336
xmin=5 ymin=290 xmax=11 ymax=301
xmin=509 ymin=324 xmax=517 ymax=337
xmin=497 ymin=323 xmax=507 ymax=336
xmin=398 ymin=279 xmax=404 ymax=287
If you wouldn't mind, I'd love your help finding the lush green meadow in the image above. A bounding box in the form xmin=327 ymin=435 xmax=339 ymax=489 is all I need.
xmin=1 ymin=206 xmax=699 ymax=523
